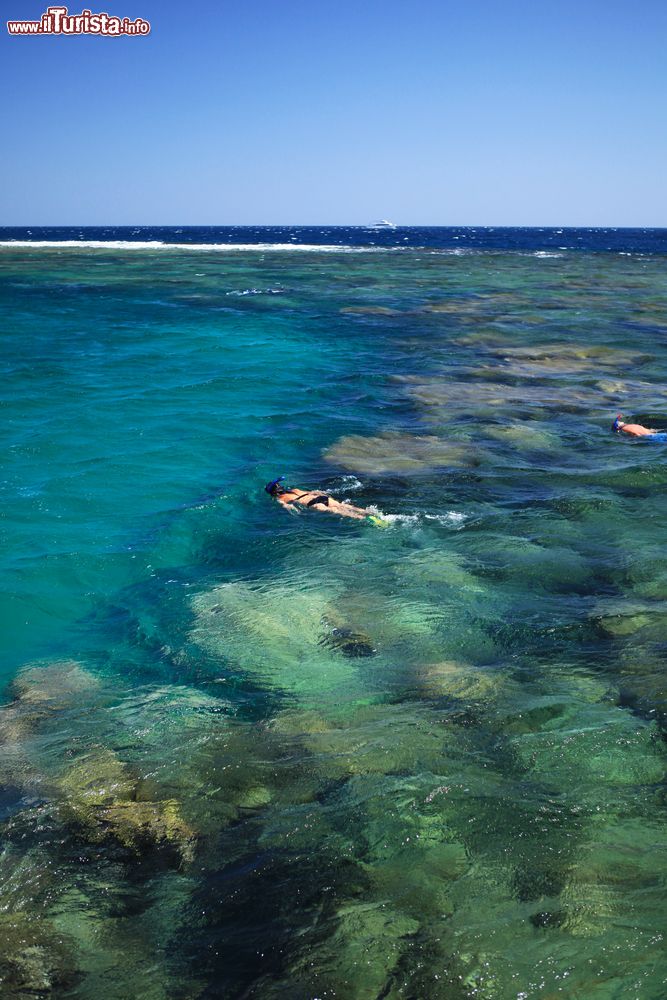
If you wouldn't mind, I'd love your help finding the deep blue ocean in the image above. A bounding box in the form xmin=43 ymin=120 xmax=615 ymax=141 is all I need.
xmin=1 ymin=227 xmax=667 ymax=999
xmin=2 ymin=223 xmax=667 ymax=253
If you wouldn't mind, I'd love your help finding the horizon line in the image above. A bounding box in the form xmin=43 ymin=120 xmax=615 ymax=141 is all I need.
xmin=1 ymin=223 xmax=667 ymax=231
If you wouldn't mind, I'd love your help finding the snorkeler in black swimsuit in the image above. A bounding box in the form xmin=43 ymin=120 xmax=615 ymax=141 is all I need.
xmin=264 ymin=477 xmax=386 ymax=524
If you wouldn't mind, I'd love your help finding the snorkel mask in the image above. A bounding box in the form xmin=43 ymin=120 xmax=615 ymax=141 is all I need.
xmin=265 ymin=476 xmax=285 ymax=496
xmin=611 ymin=414 xmax=623 ymax=433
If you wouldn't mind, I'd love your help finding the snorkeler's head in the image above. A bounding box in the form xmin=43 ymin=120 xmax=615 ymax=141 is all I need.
xmin=611 ymin=414 xmax=624 ymax=433
xmin=265 ymin=476 xmax=286 ymax=496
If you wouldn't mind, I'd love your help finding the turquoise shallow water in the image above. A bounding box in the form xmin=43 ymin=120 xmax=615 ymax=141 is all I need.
xmin=1 ymin=238 xmax=667 ymax=998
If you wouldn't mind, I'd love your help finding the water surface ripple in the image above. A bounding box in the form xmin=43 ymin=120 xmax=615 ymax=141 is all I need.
xmin=1 ymin=229 xmax=666 ymax=999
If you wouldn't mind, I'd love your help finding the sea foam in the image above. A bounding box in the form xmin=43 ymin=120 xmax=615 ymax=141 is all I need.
xmin=0 ymin=240 xmax=392 ymax=253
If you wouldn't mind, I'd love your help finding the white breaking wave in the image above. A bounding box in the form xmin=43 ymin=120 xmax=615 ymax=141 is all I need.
xmin=0 ymin=240 xmax=398 ymax=253
xmin=225 ymin=287 xmax=285 ymax=296
xmin=428 ymin=248 xmax=474 ymax=255
xmin=0 ymin=240 xmax=168 ymax=249
xmin=366 ymin=507 xmax=467 ymax=528
xmin=425 ymin=511 xmax=467 ymax=526
xmin=336 ymin=475 xmax=364 ymax=493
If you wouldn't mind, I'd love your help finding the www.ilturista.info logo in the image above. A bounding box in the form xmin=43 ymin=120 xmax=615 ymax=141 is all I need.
xmin=7 ymin=6 xmax=150 ymax=35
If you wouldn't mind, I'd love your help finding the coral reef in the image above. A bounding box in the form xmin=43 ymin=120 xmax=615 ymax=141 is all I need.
xmin=323 ymin=431 xmax=486 ymax=473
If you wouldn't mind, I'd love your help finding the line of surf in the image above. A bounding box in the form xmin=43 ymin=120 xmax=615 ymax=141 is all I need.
xmin=0 ymin=240 xmax=398 ymax=253
xmin=0 ymin=242 xmax=568 ymax=257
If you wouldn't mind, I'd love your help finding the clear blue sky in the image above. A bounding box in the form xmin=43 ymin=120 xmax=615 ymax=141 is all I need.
xmin=1 ymin=0 xmax=666 ymax=225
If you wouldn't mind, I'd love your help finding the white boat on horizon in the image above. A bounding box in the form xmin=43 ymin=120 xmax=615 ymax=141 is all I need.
xmin=368 ymin=219 xmax=397 ymax=229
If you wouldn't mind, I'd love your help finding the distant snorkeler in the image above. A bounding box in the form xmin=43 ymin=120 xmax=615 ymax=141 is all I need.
xmin=264 ymin=477 xmax=388 ymax=525
xmin=611 ymin=414 xmax=667 ymax=441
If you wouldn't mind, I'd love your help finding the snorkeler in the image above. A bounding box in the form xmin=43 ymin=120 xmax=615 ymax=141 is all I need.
xmin=265 ymin=477 xmax=387 ymax=525
xmin=611 ymin=415 xmax=667 ymax=441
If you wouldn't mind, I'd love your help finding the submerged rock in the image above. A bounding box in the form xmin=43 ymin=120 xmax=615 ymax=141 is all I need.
xmin=399 ymin=375 xmax=597 ymax=417
xmin=597 ymin=612 xmax=652 ymax=637
xmin=591 ymin=598 xmax=667 ymax=638
xmin=416 ymin=660 xmax=500 ymax=702
xmin=489 ymin=342 xmax=652 ymax=368
xmin=300 ymin=702 xmax=461 ymax=780
xmin=319 ymin=582 xmax=498 ymax=669
xmin=463 ymin=342 xmax=655 ymax=385
xmin=284 ymin=900 xmax=420 ymax=1000
xmin=617 ymin=652 xmax=667 ymax=728
xmin=0 ymin=912 xmax=77 ymax=997
xmin=267 ymin=709 xmax=332 ymax=737
xmin=560 ymin=816 xmax=667 ymax=944
xmin=416 ymin=292 xmax=524 ymax=316
xmin=0 ymin=661 xmax=104 ymax=796
xmin=393 ymin=549 xmax=485 ymax=592
xmin=469 ymin=533 xmax=590 ymax=589
xmin=44 ymin=869 xmax=204 ymax=1000
xmin=452 ymin=330 xmax=516 ymax=347
xmin=594 ymin=377 xmax=660 ymax=400
xmin=320 ymin=625 xmax=375 ymax=658
xmin=508 ymin=703 xmax=664 ymax=788
xmin=365 ymin=840 xmax=465 ymax=919
xmin=323 ymin=431 xmax=484 ymax=474
xmin=631 ymin=572 xmax=667 ymax=600
xmin=11 ymin=660 xmax=100 ymax=708
xmin=0 ymin=660 xmax=100 ymax=745
xmin=191 ymin=580 xmax=333 ymax=652
xmin=484 ymin=422 xmax=560 ymax=451
xmin=340 ymin=305 xmax=403 ymax=316
xmin=190 ymin=580 xmax=369 ymax=704
xmin=320 ymin=611 xmax=376 ymax=658
xmin=56 ymin=747 xmax=196 ymax=863
xmin=325 ymin=586 xmax=487 ymax=669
